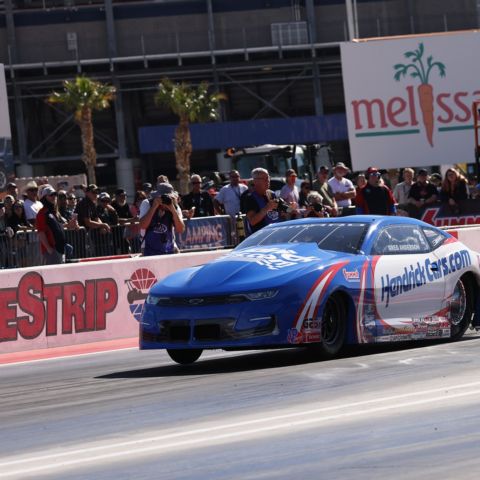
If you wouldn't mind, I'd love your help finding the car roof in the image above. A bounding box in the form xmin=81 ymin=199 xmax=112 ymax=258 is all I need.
xmin=274 ymin=215 xmax=431 ymax=229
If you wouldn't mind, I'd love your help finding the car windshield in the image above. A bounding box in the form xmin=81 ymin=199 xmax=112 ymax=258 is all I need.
xmin=236 ymin=223 xmax=368 ymax=254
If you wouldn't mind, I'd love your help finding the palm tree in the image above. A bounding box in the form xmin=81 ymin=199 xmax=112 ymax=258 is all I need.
xmin=155 ymin=78 xmax=225 ymax=194
xmin=47 ymin=76 xmax=116 ymax=184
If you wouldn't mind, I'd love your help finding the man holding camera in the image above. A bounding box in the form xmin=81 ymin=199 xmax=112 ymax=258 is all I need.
xmin=244 ymin=168 xmax=288 ymax=234
xmin=139 ymin=182 xmax=185 ymax=256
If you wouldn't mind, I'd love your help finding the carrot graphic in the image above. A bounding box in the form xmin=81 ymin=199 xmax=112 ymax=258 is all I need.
xmin=394 ymin=43 xmax=446 ymax=147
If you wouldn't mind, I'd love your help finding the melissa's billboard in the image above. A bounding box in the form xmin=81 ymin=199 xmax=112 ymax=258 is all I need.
xmin=341 ymin=31 xmax=480 ymax=171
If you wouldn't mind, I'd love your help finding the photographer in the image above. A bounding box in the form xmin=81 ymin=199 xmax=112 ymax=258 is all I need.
xmin=139 ymin=182 xmax=185 ymax=256
xmin=305 ymin=191 xmax=327 ymax=218
xmin=244 ymin=168 xmax=288 ymax=234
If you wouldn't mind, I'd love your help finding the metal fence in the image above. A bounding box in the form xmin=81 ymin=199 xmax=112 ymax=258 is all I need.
xmin=0 ymin=216 xmax=237 ymax=269
xmin=0 ymin=224 xmax=139 ymax=268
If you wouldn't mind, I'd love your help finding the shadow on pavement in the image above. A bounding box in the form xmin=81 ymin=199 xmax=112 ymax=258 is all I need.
xmin=96 ymin=334 xmax=478 ymax=379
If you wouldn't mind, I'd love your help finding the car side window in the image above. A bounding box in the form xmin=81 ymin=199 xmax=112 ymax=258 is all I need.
xmin=372 ymin=225 xmax=431 ymax=255
xmin=422 ymin=227 xmax=448 ymax=250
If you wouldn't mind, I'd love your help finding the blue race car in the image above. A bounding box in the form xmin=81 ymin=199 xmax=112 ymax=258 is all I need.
xmin=139 ymin=216 xmax=480 ymax=364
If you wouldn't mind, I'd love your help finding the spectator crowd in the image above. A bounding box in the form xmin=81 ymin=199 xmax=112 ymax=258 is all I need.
xmin=1 ymin=164 xmax=479 ymax=267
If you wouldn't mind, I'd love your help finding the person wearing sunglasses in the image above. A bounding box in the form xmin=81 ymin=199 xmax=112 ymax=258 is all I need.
xmin=355 ymin=167 xmax=396 ymax=216
xmin=23 ymin=181 xmax=43 ymax=227
xmin=181 ymin=174 xmax=214 ymax=218
xmin=36 ymin=185 xmax=67 ymax=264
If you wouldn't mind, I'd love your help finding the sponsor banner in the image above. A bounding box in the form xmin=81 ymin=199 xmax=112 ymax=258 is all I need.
xmin=341 ymin=32 xmax=480 ymax=171
xmin=177 ymin=216 xmax=233 ymax=251
xmin=0 ymin=250 xmax=227 ymax=354
xmin=420 ymin=199 xmax=480 ymax=227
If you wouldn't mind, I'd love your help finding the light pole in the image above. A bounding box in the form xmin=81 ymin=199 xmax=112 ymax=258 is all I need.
xmin=345 ymin=0 xmax=359 ymax=40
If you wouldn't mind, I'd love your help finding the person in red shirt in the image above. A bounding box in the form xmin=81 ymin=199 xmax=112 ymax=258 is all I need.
xmin=36 ymin=185 xmax=67 ymax=265
xmin=355 ymin=167 xmax=396 ymax=216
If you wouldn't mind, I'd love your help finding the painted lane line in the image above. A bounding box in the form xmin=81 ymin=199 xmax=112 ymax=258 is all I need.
xmin=1 ymin=381 xmax=480 ymax=477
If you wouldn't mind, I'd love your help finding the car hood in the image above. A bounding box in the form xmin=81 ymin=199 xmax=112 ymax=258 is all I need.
xmin=151 ymin=243 xmax=354 ymax=296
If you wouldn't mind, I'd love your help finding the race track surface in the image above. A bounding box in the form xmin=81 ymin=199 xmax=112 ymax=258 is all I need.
xmin=1 ymin=334 xmax=480 ymax=479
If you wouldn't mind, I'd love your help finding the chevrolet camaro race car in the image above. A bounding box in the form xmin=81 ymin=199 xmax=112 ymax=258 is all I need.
xmin=139 ymin=216 xmax=480 ymax=364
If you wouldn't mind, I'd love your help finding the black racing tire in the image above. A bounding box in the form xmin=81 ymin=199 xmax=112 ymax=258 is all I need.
xmin=167 ymin=348 xmax=203 ymax=365
xmin=450 ymin=277 xmax=473 ymax=341
xmin=307 ymin=293 xmax=347 ymax=359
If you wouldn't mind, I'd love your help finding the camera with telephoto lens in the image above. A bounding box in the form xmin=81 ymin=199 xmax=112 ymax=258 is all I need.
xmin=312 ymin=202 xmax=324 ymax=212
xmin=160 ymin=193 xmax=173 ymax=205
xmin=275 ymin=197 xmax=291 ymax=213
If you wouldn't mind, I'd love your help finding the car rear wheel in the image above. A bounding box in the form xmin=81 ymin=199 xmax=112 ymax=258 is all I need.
xmin=167 ymin=348 xmax=203 ymax=365
xmin=308 ymin=293 xmax=346 ymax=358
xmin=450 ymin=278 xmax=472 ymax=341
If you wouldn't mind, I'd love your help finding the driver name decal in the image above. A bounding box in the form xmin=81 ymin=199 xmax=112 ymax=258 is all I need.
xmin=380 ymin=250 xmax=471 ymax=307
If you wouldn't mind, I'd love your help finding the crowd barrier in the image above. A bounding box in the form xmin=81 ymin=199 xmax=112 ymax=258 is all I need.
xmin=0 ymin=215 xmax=235 ymax=269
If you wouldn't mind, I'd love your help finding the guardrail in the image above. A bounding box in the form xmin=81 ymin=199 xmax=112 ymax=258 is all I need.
xmin=0 ymin=215 xmax=236 ymax=269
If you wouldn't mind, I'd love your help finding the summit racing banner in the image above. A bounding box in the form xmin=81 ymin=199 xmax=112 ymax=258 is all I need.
xmin=341 ymin=32 xmax=480 ymax=171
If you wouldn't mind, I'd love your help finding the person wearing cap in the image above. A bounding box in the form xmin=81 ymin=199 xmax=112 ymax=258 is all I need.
xmin=312 ymin=166 xmax=338 ymax=217
xmin=111 ymin=188 xmax=134 ymax=253
xmin=96 ymin=192 xmax=119 ymax=225
xmin=95 ymin=192 xmax=120 ymax=256
xmin=213 ymin=169 xmax=248 ymax=219
xmin=407 ymin=169 xmax=438 ymax=219
xmin=142 ymin=183 xmax=153 ymax=199
xmin=279 ymin=168 xmax=300 ymax=207
xmin=139 ymin=182 xmax=185 ymax=256
xmin=23 ymin=180 xmax=43 ymax=227
xmin=327 ymin=162 xmax=356 ymax=211
xmin=355 ymin=167 xmax=396 ymax=216
xmin=6 ymin=182 xmax=18 ymax=200
xmin=181 ymin=174 xmax=215 ymax=218
xmin=36 ymin=185 xmax=67 ymax=264
xmin=430 ymin=172 xmax=443 ymax=192
xmin=111 ymin=189 xmax=133 ymax=224
xmin=75 ymin=184 xmax=111 ymax=255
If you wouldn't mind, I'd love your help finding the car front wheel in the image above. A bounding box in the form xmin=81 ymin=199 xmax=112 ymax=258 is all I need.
xmin=308 ymin=293 xmax=347 ymax=359
xmin=167 ymin=348 xmax=203 ymax=365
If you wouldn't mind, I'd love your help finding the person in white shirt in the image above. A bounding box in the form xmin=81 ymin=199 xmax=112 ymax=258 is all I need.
xmin=393 ymin=167 xmax=414 ymax=205
xmin=279 ymin=168 xmax=300 ymax=206
xmin=22 ymin=181 xmax=43 ymax=226
xmin=327 ymin=162 xmax=356 ymax=209
xmin=214 ymin=170 xmax=248 ymax=218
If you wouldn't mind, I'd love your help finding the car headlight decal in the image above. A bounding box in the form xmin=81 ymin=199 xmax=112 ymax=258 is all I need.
xmin=145 ymin=294 xmax=168 ymax=305
xmin=244 ymin=290 xmax=279 ymax=301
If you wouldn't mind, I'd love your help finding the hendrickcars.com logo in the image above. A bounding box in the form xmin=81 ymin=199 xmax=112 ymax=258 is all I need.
xmin=350 ymin=43 xmax=479 ymax=147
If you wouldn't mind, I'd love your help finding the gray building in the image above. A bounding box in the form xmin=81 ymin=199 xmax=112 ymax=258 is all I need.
xmin=2 ymin=0 xmax=479 ymax=191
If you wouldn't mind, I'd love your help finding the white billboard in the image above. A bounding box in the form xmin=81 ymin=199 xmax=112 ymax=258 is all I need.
xmin=341 ymin=31 xmax=480 ymax=171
